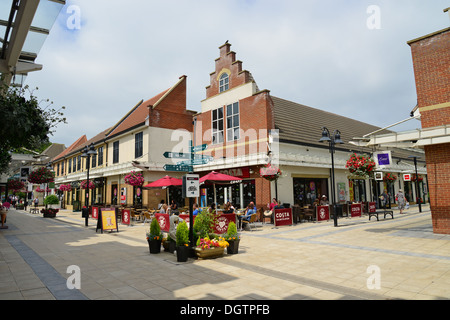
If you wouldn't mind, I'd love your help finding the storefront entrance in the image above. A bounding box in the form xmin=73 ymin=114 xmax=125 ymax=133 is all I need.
xmin=293 ymin=178 xmax=328 ymax=207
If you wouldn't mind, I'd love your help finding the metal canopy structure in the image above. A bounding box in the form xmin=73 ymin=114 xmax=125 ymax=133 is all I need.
xmin=0 ymin=0 xmax=65 ymax=87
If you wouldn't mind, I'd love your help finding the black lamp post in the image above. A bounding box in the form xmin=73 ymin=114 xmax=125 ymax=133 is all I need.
xmin=319 ymin=127 xmax=344 ymax=227
xmin=81 ymin=143 xmax=97 ymax=226
xmin=408 ymin=156 xmax=422 ymax=213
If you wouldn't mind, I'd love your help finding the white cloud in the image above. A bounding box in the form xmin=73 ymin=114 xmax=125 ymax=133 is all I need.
xmin=24 ymin=0 xmax=450 ymax=147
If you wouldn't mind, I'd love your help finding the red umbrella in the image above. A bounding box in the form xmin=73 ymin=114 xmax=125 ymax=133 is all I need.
xmin=200 ymin=171 xmax=242 ymax=205
xmin=143 ymin=175 xmax=182 ymax=188
xmin=199 ymin=171 xmax=242 ymax=184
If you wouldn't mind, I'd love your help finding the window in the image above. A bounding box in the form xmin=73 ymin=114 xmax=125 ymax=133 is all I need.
xmin=226 ymin=102 xmax=240 ymax=141
xmin=219 ymin=73 xmax=229 ymax=92
xmin=72 ymin=157 xmax=76 ymax=172
xmin=212 ymin=107 xmax=224 ymax=144
xmin=135 ymin=132 xmax=143 ymax=158
xmin=113 ymin=141 xmax=119 ymax=164
xmin=97 ymin=147 xmax=104 ymax=166
xmin=68 ymin=158 xmax=72 ymax=174
xmin=77 ymin=155 xmax=81 ymax=171
xmin=91 ymin=151 xmax=97 ymax=168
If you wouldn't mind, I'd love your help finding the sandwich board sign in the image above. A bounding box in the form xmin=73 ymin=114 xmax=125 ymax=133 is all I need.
xmin=96 ymin=208 xmax=119 ymax=233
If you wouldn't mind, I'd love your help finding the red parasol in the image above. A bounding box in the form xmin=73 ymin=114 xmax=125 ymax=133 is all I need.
xmin=199 ymin=171 xmax=242 ymax=184
xmin=143 ymin=175 xmax=182 ymax=188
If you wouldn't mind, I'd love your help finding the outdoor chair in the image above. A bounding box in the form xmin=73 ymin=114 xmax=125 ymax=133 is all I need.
xmin=241 ymin=213 xmax=258 ymax=231
xmin=142 ymin=211 xmax=152 ymax=224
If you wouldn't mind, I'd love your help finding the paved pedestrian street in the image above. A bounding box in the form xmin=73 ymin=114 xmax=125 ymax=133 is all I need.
xmin=1 ymin=204 xmax=449 ymax=302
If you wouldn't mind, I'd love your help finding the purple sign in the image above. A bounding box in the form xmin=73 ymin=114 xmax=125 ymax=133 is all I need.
xmin=377 ymin=153 xmax=390 ymax=166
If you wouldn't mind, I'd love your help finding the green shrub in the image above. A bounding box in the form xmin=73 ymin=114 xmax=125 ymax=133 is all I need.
xmin=148 ymin=218 xmax=162 ymax=240
xmin=225 ymin=221 xmax=240 ymax=241
xmin=44 ymin=194 xmax=59 ymax=205
xmin=176 ymin=221 xmax=189 ymax=246
xmin=193 ymin=209 xmax=216 ymax=238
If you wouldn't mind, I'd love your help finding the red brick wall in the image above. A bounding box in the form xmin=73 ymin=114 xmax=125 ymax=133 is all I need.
xmin=410 ymin=30 xmax=450 ymax=128
xmin=149 ymin=76 xmax=194 ymax=131
xmin=410 ymin=29 xmax=450 ymax=234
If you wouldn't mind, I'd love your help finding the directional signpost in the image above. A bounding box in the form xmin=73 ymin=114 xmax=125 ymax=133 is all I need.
xmin=163 ymin=141 xmax=212 ymax=254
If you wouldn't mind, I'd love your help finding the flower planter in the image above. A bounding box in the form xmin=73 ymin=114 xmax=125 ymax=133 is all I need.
xmin=148 ymin=239 xmax=162 ymax=254
xmin=226 ymin=239 xmax=240 ymax=254
xmin=195 ymin=247 xmax=224 ymax=259
xmin=43 ymin=212 xmax=57 ymax=218
xmin=176 ymin=245 xmax=189 ymax=262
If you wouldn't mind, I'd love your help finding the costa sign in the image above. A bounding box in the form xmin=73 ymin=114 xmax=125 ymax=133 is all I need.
xmin=317 ymin=206 xmax=329 ymax=221
xmin=274 ymin=208 xmax=293 ymax=227
xmin=368 ymin=202 xmax=376 ymax=213
xmin=351 ymin=203 xmax=362 ymax=217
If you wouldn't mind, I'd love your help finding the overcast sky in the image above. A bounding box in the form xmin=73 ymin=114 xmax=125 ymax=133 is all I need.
xmin=24 ymin=0 xmax=450 ymax=148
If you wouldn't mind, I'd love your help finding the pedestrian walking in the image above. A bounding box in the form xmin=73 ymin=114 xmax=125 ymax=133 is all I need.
xmin=396 ymin=189 xmax=406 ymax=214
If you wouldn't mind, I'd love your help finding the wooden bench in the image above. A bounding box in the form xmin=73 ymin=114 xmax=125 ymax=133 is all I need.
xmin=369 ymin=209 xmax=394 ymax=221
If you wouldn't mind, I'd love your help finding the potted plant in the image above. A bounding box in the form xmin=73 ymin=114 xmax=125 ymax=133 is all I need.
xmin=44 ymin=194 xmax=60 ymax=209
xmin=193 ymin=209 xmax=217 ymax=244
xmin=175 ymin=221 xmax=190 ymax=262
xmin=146 ymin=218 xmax=163 ymax=254
xmin=194 ymin=236 xmax=228 ymax=259
xmin=224 ymin=221 xmax=240 ymax=254
xmin=41 ymin=208 xmax=59 ymax=218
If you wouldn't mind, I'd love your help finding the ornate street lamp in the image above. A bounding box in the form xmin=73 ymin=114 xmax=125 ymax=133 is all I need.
xmin=319 ymin=127 xmax=344 ymax=227
xmin=81 ymin=143 xmax=97 ymax=226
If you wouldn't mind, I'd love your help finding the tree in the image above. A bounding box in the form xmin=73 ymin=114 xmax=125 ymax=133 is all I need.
xmin=0 ymin=85 xmax=66 ymax=173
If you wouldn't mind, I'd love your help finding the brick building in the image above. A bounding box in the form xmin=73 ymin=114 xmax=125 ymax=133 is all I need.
xmin=408 ymin=22 xmax=450 ymax=234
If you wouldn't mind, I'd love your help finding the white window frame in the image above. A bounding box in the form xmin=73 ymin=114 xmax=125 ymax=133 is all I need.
xmin=212 ymin=107 xmax=224 ymax=144
xmin=219 ymin=73 xmax=229 ymax=93
xmin=226 ymin=102 xmax=240 ymax=141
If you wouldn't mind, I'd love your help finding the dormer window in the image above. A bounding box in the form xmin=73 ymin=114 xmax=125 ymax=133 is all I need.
xmin=219 ymin=73 xmax=229 ymax=92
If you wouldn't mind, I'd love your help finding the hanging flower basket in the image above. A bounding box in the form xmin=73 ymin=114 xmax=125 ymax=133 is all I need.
xmin=259 ymin=164 xmax=282 ymax=181
xmin=412 ymin=174 xmax=423 ymax=182
xmin=383 ymin=173 xmax=397 ymax=184
xmin=36 ymin=187 xmax=50 ymax=193
xmin=7 ymin=179 xmax=25 ymax=191
xmin=80 ymin=180 xmax=96 ymax=189
xmin=59 ymin=184 xmax=72 ymax=192
xmin=345 ymin=153 xmax=376 ymax=179
xmin=124 ymin=171 xmax=145 ymax=186
xmin=28 ymin=167 xmax=54 ymax=184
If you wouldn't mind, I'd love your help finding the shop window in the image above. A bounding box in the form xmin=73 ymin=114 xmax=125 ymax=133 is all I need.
xmin=226 ymin=102 xmax=240 ymax=141
xmin=293 ymin=178 xmax=328 ymax=207
xmin=219 ymin=73 xmax=229 ymax=93
xmin=212 ymin=108 xmax=224 ymax=144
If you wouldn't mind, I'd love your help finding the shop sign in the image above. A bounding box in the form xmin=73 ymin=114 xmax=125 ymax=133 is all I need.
xmin=92 ymin=206 xmax=99 ymax=219
xmin=368 ymin=202 xmax=376 ymax=213
xmin=317 ymin=206 xmax=329 ymax=221
xmin=351 ymin=203 xmax=362 ymax=217
xmin=374 ymin=151 xmax=392 ymax=167
xmin=219 ymin=167 xmax=250 ymax=178
xmin=403 ymin=174 xmax=411 ymax=181
xmin=122 ymin=209 xmax=130 ymax=225
xmin=274 ymin=208 xmax=293 ymax=227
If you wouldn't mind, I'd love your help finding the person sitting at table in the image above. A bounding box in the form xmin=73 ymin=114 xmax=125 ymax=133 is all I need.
xmin=223 ymin=202 xmax=234 ymax=214
xmin=208 ymin=203 xmax=216 ymax=214
xmin=239 ymin=202 xmax=257 ymax=230
xmin=268 ymin=198 xmax=278 ymax=211
xmin=158 ymin=200 xmax=165 ymax=210
xmin=159 ymin=204 xmax=168 ymax=214
xmin=192 ymin=203 xmax=200 ymax=216
xmin=320 ymin=195 xmax=329 ymax=206
xmin=170 ymin=200 xmax=178 ymax=215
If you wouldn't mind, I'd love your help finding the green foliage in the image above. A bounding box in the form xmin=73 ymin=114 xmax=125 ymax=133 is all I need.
xmin=193 ymin=209 xmax=217 ymax=238
xmin=44 ymin=194 xmax=59 ymax=205
xmin=149 ymin=217 xmax=162 ymax=239
xmin=225 ymin=221 xmax=240 ymax=240
xmin=176 ymin=221 xmax=189 ymax=246
xmin=0 ymin=85 xmax=67 ymax=174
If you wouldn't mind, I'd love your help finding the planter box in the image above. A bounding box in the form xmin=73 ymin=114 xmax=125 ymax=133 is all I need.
xmin=43 ymin=212 xmax=57 ymax=218
xmin=195 ymin=247 xmax=224 ymax=259
xmin=148 ymin=240 xmax=162 ymax=254
xmin=226 ymin=240 xmax=240 ymax=254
